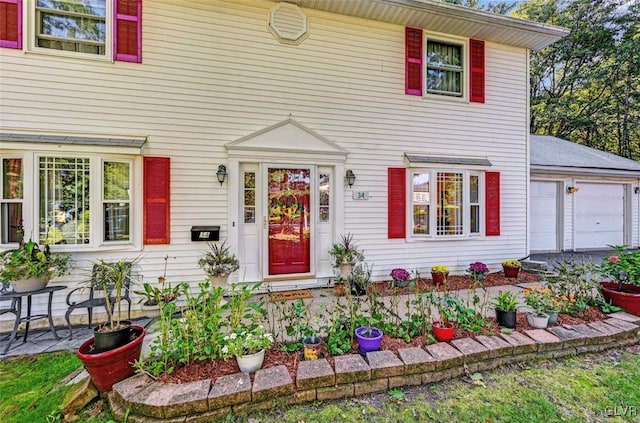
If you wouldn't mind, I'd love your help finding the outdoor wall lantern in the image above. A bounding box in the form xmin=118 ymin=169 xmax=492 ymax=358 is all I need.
xmin=345 ymin=169 xmax=356 ymax=188
xmin=216 ymin=165 xmax=228 ymax=186
xmin=567 ymin=186 xmax=579 ymax=194
xmin=635 ymin=187 xmax=640 ymax=194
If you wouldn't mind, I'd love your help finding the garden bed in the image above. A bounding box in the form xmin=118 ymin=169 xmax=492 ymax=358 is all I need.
xmin=158 ymin=305 xmax=608 ymax=385
xmin=367 ymin=270 xmax=539 ymax=297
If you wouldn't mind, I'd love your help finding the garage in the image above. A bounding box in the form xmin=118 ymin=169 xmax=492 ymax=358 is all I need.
xmin=530 ymin=180 xmax=559 ymax=252
xmin=574 ymin=183 xmax=625 ymax=249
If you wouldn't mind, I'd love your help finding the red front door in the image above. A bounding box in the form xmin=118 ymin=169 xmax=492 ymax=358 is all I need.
xmin=267 ymin=168 xmax=311 ymax=275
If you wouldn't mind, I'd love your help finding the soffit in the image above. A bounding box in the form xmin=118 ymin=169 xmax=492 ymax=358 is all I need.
xmin=273 ymin=0 xmax=569 ymax=50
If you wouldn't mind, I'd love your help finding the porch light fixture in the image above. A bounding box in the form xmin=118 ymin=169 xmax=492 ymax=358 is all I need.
xmin=216 ymin=165 xmax=227 ymax=186
xmin=635 ymin=187 xmax=639 ymax=194
xmin=345 ymin=169 xmax=356 ymax=188
xmin=567 ymin=186 xmax=579 ymax=194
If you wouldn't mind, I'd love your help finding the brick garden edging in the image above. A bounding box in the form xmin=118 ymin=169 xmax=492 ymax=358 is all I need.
xmin=109 ymin=312 xmax=640 ymax=422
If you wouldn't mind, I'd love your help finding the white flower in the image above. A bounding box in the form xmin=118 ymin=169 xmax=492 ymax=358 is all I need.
xmin=221 ymin=346 xmax=228 ymax=355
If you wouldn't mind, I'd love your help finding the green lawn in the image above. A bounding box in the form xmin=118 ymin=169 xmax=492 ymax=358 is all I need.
xmin=2 ymin=347 xmax=639 ymax=422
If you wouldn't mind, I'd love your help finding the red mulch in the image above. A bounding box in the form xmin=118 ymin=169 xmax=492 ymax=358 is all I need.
xmin=368 ymin=271 xmax=539 ymax=297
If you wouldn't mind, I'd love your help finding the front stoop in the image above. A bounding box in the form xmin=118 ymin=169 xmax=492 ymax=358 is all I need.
xmin=113 ymin=312 xmax=640 ymax=421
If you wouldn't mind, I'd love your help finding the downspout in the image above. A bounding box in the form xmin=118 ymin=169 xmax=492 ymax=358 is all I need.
xmin=525 ymin=48 xmax=531 ymax=258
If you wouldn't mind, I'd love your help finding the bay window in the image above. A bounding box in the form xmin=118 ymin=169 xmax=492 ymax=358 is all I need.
xmin=412 ymin=170 xmax=483 ymax=237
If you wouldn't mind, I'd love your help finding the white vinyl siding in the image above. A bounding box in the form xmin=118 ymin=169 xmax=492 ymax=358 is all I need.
xmin=1 ymin=0 xmax=531 ymax=325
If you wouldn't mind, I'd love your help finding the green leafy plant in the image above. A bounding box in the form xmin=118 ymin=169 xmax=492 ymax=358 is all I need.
xmin=328 ymin=233 xmax=364 ymax=268
xmin=280 ymin=299 xmax=316 ymax=352
xmin=522 ymin=286 xmax=553 ymax=314
xmin=542 ymin=256 xmax=601 ymax=314
xmin=134 ymin=255 xmax=183 ymax=306
xmin=493 ymin=290 xmax=519 ymax=312
xmin=221 ymin=325 xmax=274 ymax=358
xmin=197 ymin=240 xmax=240 ymax=277
xmin=91 ymin=258 xmax=138 ymax=332
xmin=598 ymin=245 xmax=640 ymax=287
xmin=0 ymin=226 xmax=71 ymax=282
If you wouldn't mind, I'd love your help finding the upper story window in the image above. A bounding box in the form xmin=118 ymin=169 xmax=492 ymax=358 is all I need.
xmin=426 ymin=40 xmax=463 ymax=97
xmin=33 ymin=0 xmax=109 ymax=57
xmin=411 ymin=170 xmax=482 ymax=237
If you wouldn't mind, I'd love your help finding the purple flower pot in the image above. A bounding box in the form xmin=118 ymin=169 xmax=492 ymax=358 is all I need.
xmin=355 ymin=326 xmax=383 ymax=354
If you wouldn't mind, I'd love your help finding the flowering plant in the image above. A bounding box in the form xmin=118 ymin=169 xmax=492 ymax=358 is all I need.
xmin=522 ymin=286 xmax=553 ymax=313
xmin=493 ymin=290 xmax=519 ymax=311
xmin=467 ymin=261 xmax=489 ymax=279
xmin=390 ymin=268 xmax=410 ymax=284
xmin=0 ymin=224 xmax=70 ymax=282
xmin=221 ymin=326 xmax=274 ymax=359
xmin=501 ymin=259 xmax=521 ymax=268
xmin=431 ymin=264 xmax=449 ymax=274
xmin=198 ymin=240 xmax=240 ymax=277
xmin=599 ymin=247 xmax=640 ymax=286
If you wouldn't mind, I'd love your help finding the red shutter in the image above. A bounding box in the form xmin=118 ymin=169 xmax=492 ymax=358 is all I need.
xmin=114 ymin=0 xmax=141 ymax=62
xmin=405 ymin=27 xmax=423 ymax=96
xmin=388 ymin=168 xmax=406 ymax=238
xmin=144 ymin=157 xmax=170 ymax=244
xmin=485 ymin=171 xmax=500 ymax=236
xmin=469 ymin=39 xmax=485 ymax=103
xmin=0 ymin=0 xmax=21 ymax=49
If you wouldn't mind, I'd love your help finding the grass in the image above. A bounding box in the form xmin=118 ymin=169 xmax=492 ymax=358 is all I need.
xmin=2 ymin=347 xmax=639 ymax=422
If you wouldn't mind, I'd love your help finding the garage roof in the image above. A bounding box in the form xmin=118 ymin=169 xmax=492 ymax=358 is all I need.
xmin=531 ymin=135 xmax=640 ymax=177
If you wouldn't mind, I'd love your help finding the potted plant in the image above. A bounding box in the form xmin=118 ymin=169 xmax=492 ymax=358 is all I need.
xmin=467 ymin=261 xmax=489 ymax=282
xmin=523 ymin=286 xmax=550 ymax=328
xmin=332 ymin=276 xmax=347 ymax=297
xmin=430 ymin=264 xmax=449 ymax=286
xmin=598 ymin=248 xmax=640 ymax=316
xmin=329 ymin=233 xmax=364 ymax=278
xmin=198 ymin=240 xmax=240 ymax=288
xmin=221 ymin=325 xmax=274 ymax=373
xmin=0 ymin=225 xmax=70 ymax=293
xmin=134 ymin=256 xmax=184 ymax=317
xmin=390 ymin=268 xmax=411 ymax=288
xmin=493 ymin=290 xmax=518 ymax=328
xmin=432 ymin=293 xmax=455 ymax=342
xmin=77 ymin=258 xmax=146 ymax=393
xmin=302 ymin=335 xmax=323 ymax=360
xmin=355 ymin=324 xmax=383 ymax=354
xmin=501 ymin=259 xmax=521 ymax=278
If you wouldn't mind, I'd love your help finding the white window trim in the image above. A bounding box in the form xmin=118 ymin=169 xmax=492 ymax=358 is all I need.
xmin=409 ymin=168 xmax=485 ymax=239
xmin=25 ymin=0 xmax=114 ymax=62
xmin=0 ymin=150 xmax=142 ymax=252
xmin=423 ymin=32 xmax=469 ymax=102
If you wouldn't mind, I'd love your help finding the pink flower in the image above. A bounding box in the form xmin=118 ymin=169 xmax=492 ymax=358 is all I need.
xmin=608 ymin=256 xmax=620 ymax=263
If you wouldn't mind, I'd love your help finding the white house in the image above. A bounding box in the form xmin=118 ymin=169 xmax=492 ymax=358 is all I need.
xmin=530 ymin=135 xmax=640 ymax=253
xmin=0 ymin=0 xmax=568 ymax=327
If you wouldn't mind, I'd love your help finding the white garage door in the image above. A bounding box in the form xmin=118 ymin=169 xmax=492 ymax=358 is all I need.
xmin=531 ymin=181 xmax=559 ymax=252
xmin=575 ymin=183 xmax=625 ymax=249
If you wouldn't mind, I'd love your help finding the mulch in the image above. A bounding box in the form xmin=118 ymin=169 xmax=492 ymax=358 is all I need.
xmin=367 ymin=270 xmax=540 ymax=297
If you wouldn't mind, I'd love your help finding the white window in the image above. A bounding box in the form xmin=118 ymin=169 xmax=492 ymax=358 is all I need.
xmin=426 ymin=39 xmax=464 ymax=97
xmin=318 ymin=173 xmax=330 ymax=222
xmin=243 ymin=171 xmax=256 ymax=224
xmin=1 ymin=152 xmax=136 ymax=249
xmin=1 ymin=158 xmax=24 ymax=244
xmin=29 ymin=0 xmax=111 ymax=59
xmin=411 ymin=170 xmax=483 ymax=237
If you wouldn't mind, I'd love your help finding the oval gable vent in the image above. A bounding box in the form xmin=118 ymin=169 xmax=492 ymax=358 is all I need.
xmin=268 ymin=3 xmax=309 ymax=45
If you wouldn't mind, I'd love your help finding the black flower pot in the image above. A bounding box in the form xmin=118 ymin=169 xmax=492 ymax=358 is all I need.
xmin=93 ymin=321 xmax=132 ymax=352
xmin=495 ymin=309 xmax=517 ymax=329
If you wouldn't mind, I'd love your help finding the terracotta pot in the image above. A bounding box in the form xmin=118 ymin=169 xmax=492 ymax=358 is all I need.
xmin=600 ymin=281 xmax=640 ymax=316
xmin=431 ymin=321 xmax=455 ymax=342
xmin=77 ymin=325 xmax=146 ymax=392
xmin=236 ymin=349 xmax=265 ymax=373
xmin=333 ymin=282 xmax=346 ymax=297
xmin=11 ymin=277 xmax=49 ymax=293
xmin=431 ymin=272 xmax=448 ymax=286
xmin=502 ymin=265 xmax=520 ymax=278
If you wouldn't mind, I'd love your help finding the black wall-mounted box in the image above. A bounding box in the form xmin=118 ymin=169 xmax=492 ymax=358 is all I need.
xmin=190 ymin=226 xmax=220 ymax=242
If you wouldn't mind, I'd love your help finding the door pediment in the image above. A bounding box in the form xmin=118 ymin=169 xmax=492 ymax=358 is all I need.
xmin=226 ymin=118 xmax=347 ymax=159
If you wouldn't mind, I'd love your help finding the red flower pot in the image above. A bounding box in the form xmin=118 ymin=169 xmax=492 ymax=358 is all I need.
xmin=77 ymin=325 xmax=146 ymax=392
xmin=502 ymin=265 xmax=520 ymax=278
xmin=600 ymin=281 xmax=640 ymax=316
xmin=432 ymin=321 xmax=455 ymax=342
xmin=431 ymin=272 xmax=448 ymax=286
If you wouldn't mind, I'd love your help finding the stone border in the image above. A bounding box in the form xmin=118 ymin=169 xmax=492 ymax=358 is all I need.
xmin=109 ymin=313 xmax=640 ymax=422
